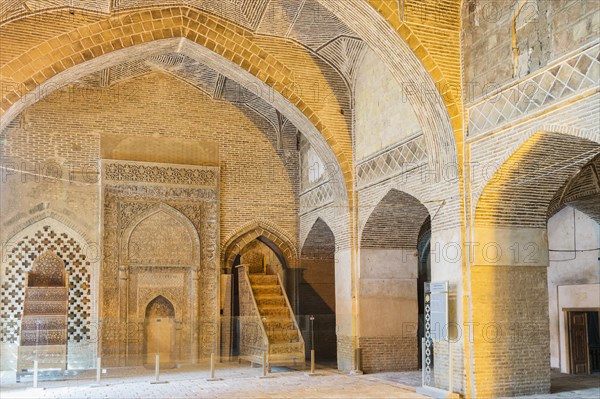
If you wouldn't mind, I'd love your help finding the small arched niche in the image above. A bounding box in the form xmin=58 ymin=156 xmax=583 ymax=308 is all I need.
xmin=144 ymin=296 xmax=176 ymax=368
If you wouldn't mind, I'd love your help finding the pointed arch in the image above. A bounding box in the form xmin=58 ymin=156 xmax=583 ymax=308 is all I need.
xmin=316 ymin=0 xmax=460 ymax=175
xmin=0 ymin=7 xmax=352 ymax=199
xmin=222 ymin=220 xmax=297 ymax=272
xmin=144 ymin=295 xmax=177 ymax=319
xmin=0 ymin=216 xmax=96 ymax=346
xmin=360 ymin=188 xmax=431 ymax=249
xmin=475 ymin=131 xmax=600 ymax=228
xmin=122 ymin=203 xmax=200 ymax=269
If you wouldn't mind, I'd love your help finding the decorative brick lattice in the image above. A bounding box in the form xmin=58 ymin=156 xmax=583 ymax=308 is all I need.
xmin=1 ymin=226 xmax=92 ymax=344
xmin=300 ymin=181 xmax=334 ymax=215
xmin=356 ymin=135 xmax=427 ymax=188
xmin=468 ymin=43 xmax=600 ymax=137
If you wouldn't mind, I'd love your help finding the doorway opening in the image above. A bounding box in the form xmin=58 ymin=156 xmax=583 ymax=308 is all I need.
xmin=568 ymin=310 xmax=600 ymax=375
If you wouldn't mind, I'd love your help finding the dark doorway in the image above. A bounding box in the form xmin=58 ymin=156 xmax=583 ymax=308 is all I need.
xmin=299 ymin=218 xmax=337 ymax=364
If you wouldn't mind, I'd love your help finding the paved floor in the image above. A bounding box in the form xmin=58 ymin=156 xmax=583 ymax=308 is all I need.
xmin=1 ymin=363 xmax=426 ymax=399
xmin=1 ymin=363 xmax=598 ymax=398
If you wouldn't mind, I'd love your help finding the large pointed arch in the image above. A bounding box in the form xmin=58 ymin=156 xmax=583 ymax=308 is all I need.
xmin=469 ymin=130 xmax=600 ymax=397
xmin=0 ymin=7 xmax=352 ymax=199
xmin=316 ymin=0 xmax=460 ymax=175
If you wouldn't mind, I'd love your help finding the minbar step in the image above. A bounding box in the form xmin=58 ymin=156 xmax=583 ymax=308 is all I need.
xmin=255 ymin=295 xmax=286 ymax=307
xmin=248 ymin=274 xmax=278 ymax=285
xmin=259 ymin=306 xmax=290 ymax=317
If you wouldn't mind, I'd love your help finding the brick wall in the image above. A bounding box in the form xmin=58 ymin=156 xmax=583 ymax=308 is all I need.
xmin=359 ymin=336 xmax=417 ymax=373
xmin=1 ymin=70 xmax=300 ymax=251
xmin=470 ymin=266 xmax=551 ymax=397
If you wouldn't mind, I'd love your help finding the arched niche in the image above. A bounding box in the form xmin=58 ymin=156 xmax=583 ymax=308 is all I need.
xmin=0 ymin=216 xmax=97 ymax=371
xmin=144 ymin=296 xmax=176 ymax=368
xmin=300 ymin=218 xmax=337 ymax=363
xmin=358 ymin=189 xmax=431 ymax=373
xmin=123 ymin=203 xmax=200 ymax=270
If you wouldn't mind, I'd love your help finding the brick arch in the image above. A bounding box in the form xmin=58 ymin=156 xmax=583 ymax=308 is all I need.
xmin=222 ymin=221 xmax=297 ymax=272
xmin=0 ymin=6 xmax=353 ymax=195
xmin=360 ymin=189 xmax=431 ymax=249
xmin=317 ymin=0 xmax=460 ymax=175
xmin=301 ymin=218 xmax=336 ymax=258
xmin=475 ymin=131 xmax=600 ymax=228
xmin=547 ymin=154 xmax=600 ymax=223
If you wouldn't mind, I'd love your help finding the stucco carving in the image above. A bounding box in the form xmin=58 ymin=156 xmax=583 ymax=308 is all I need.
xmin=100 ymin=160 xmax=219 ymax=366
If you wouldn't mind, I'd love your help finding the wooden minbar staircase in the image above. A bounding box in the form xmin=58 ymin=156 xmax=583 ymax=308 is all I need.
xmin=237 ymin=258 xmax=304 ymax=368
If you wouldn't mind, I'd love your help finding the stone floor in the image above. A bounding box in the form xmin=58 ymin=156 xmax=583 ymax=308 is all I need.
xmin=1 ymin=363 xmax=598 ymax=398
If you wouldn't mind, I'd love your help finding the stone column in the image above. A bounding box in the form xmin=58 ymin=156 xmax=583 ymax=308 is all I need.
xmin=335 ymin=248 xmax=355 ymax=371
xmin=118 ymin=265 xmax=128 ymax=367
xmin=469 ymin=226 xmax=551 ymax=397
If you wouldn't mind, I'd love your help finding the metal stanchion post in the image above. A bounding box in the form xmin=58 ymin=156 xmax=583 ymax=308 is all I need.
xmin=150 ymin=353 xmax=168 ymax=384
xmin=207 ymin=353 xmax=223 ymax=381
xmin=33 ymin=360 xmax=38 ymax=389
xmin=449 ymin=340 xmax=453 ymax=394
xmin=91 ymin=357 xmax=105 ymax=387
xmin=306 ymin=316 xmax=321 ymax=376
xmin=259 ymin=351 xmax=274 ymax=379
xmin=97 ymin=357 xmax=101 ymax=384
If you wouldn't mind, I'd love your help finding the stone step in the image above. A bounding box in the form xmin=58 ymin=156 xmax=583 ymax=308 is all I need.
xmin=259 ymin=306 xmax=290 ymax=317
xmin=21 ymin=317 xmax=67 ymax=331
xmin=20 ymin=329 xmax=68 ymax=346
xmin=263 ymin=318 xmax=299 ymax=343
xmin=23 ymin=301 xmax=67 ymax=315
xmin=270 ymin=342 xmax=304 ymax=354
xmin=252 ymin=285 xmax=281 ymax=295
xmin=255 ymin=295 xmax=286 ymax=307
xmin=248 ymin=274 xmax=278 ymax=286
xmin=25 ymin=288 xmax=68 ymax=301
xmin=267 ymin=329 xmax=300 ymax=343
xmin=247 ymin=264 xmax=264 ymax=274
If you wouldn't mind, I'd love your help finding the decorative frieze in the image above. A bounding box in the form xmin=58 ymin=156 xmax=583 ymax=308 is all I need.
xmin=468 ymin=42 xmax=600 ymax=137
xmin=356 ymin=135 xmax=428 ymax=188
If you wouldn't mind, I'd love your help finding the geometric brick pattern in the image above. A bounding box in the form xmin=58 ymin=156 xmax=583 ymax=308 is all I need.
xmin=1 ymin=225 xmax=92 ymax=344
xmin=356 ymin=135 xmax=427 ymax=188
xmin=468 ymin=43 xmax=600 ymax=137
xmin=0 ymin=6 xmax=354 ymax=193
xmin=299 ymin=181 xmax=334 ymax=215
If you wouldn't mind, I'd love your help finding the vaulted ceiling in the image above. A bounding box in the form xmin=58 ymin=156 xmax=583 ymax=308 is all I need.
xmin=0 ymin=0 xmax=463 ymax=199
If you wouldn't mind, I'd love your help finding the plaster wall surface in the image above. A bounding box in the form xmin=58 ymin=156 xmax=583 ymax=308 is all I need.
xmin=463 ymin=0 xmax=600 ymax=98
xmin=354 ymin=49 xmax=422 ymax=162
xmin=0 ymin=71 xmax=299 ymax=247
